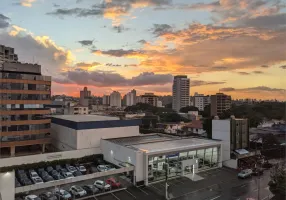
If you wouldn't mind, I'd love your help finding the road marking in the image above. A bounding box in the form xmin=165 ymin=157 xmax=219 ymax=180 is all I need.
xmin=111 ymin=192 xmax=120 ymax=200
xmin=125 ymin=189 xmax=137 ymax=199
xmin=149 ymin=184 xmax=163 ymax=192
xmin=240 ymin=184 xmax=247 ymax=188
xmin=135 ymin=187 xmax=149 ymax=195
xmin=262 ymin=196 xmax=269 ymax=200
xmin=209 ymin=195 xmax=221 ymax=200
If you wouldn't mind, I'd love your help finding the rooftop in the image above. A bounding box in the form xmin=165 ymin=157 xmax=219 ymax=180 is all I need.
xmin=52 ymin=115 xmax=119 ymax=122
xmin=106 ymin=134 xmax=221 ymax=154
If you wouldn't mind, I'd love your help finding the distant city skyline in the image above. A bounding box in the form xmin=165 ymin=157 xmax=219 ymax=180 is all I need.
xmin=1 ymin=0 xmax=285 ymax=100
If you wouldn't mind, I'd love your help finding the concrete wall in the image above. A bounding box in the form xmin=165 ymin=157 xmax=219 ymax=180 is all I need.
xmin=0 ymin=171 xmax=15 ymax=200
xmin=77 ymin=126 xmax=140 ymax=150
xmin=51 ymin=123 xmax=77 ymax=150
xmin=101 ymin=140 xmax=144 ymax=182
xmin=212 ymin=120 xmax=231 ymax=162
xmin=15 ymin=166 xmax=134 ymax=194
xmin=0 ymin=148 xmax=99 ymax=168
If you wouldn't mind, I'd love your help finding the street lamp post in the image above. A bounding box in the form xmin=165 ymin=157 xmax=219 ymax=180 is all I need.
xmin=163 ymin=163 xmax=170 ymax=200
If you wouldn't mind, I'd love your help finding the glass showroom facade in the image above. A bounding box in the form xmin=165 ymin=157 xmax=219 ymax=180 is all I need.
xmin=148 ymin=145 xmax=220 ymax=182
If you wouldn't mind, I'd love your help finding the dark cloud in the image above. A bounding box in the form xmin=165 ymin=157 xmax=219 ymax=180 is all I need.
xmin=151 ymin=24 xmax=173 ymax=36
xmin=261 ymin=65 xmax=269 ymax=68
xmin=106 ymin=63 xmax=122 ymax=67
xmin=92 ymin=49 xmax=144 ymax=57
xmin=0 ymin=14 xmax=10 ymax=29
xmin=280 ymin=65 xmax=286 ymax=69
xmin=75 ymin=62 xmax=101 ymax=69
xmin=212 ymin=66 xmax=229 ymax=71
xmin=237 ymin=72 xmax=250 ymax=75
xmin=220 ymin=86 xmax=285 ymax=92
xmin=252 ymin=70 xmax=264 ymax=74
xmin=54 ymin=70 xmax=173 ymax=87
xmin=112 ymin=25 xmax=129 ymax=33
xmin=191 ymin=80 xmax=225 ymax=87
xmin=138 ymin=39 xmax=147 ymax=44
xmin=238 ymin=13 xmax=286 ymax=28
xmin=78 ymin=40 xmax=93 ymax=46
xmin=53 ymin=4 xmax=60 ymax=8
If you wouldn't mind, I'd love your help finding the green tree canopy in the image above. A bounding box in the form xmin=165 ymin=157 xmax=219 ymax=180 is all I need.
xmin=269 ymin=163 xmax=286 ymax=199
xmin=179 ymin=106 xmax=199 ymax=113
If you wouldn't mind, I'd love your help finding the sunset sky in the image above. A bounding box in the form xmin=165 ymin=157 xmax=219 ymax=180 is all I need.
xmin=1 ymin=0 xmax=285 ymax=100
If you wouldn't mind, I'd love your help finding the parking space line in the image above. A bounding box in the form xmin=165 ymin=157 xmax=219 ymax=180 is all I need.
xmin=124 ymin=189 xmax=137 ymax=199
xmin=149 ymin=184 xmax=163 ymax=192
xmin=111 ymin=192 xmax=121 ymax=200
xmin=135 ymin=186 xmax=149 ymax=195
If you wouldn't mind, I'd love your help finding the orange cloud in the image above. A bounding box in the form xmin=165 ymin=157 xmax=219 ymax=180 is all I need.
xmin=20 ymin=0 xmax=36 ymax=7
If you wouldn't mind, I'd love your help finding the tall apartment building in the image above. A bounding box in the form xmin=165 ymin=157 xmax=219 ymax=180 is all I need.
xmin=138 ymin=93 xmax=158 ymax=107
xmin=211 ymin=93 xmax=231 ymax=116
xmin=212 ymin=117 xmax=249 ymax=161
xmin=110 ymin=91 xmax=121 ymax=108
xmin=193 ymin=92 xmax=211 ymax=111
xmin=172 ymin=75 xmax=190 ymax=112
xmin=0 ymin=62 xmax=51 ymax=157
xmin=79 ymin=87 xmax=91 ymax=107
xmin=0 ymin=45 xmax=18 ymax=63
xmin=126 ymin=89 xmax=136 ymax=106
xmin=102 ymin=95 xmax=110 ymax=105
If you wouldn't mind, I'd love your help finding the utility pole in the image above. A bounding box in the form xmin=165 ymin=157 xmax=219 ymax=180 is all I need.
xmin=163 ymin=163 xmax=170 ymax=200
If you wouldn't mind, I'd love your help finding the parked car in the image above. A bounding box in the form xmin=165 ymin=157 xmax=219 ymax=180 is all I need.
xmin=67 ymin=165 xmax=77 ymax=173
xmin=16 ymin=169 xmax=26 ymax=177
xmin=15 ymin=197 xmax=23 ymax=200
xmin=53 ymin=174 xmax=65 ymax=180
xmin=50 ymin=170 xmax=59 ymax=176
xmin=20 ymin=178 xmax=33 ymax=186
xmin=58 ymin=168 xmax=68 ymax=174
xmin=61 ymin=172 xmax=74 ymax=179
xmin=24 ymin=195 xmax=41 ymax=200
xmin=15 ymin=178 xmax=22 ymax=187
xmin=55 ymin=189 xmax=72 ymax=200
xmin=106 ymin=165 xmax=116 ymax=171
xmin=46 ymin=166 xmax=54 ymax=173
xmin=82 ymin=185 xmax=99 ymax=194
xmin=39 ymin=171 xmax=49 ymax=178
xmin=37 ymin=168 xmax=45 ymax=174
xmin=39 ymin=192 xmax=57 ymax=200
xmin=69 ymin=185 xmax=87 ymax=197
xmin=29 ymin=171 xmax=40 ymax=179
xmin=252 ymin=168 xmax=264 ymax=176
xmin=42 ymin=174 xmax=54 ymax=182
xmin=55 ymin=165 xmax=62 ymax=171
xmin=94 ymin=180 xmax=111 ymax=190
xmin=97 ymin=165 xmax=108 ymax=172
xmin=73 ymin=170 xmax=82 ymax=177
xmin=106 ymin=178 xmax=121 ymax=188
xmin=238 ymin=169 xmax=252 ymax=179
xmin=90 ymin=166 xmax=98 ymax=173
xmin=77 ymin=165 xmax=87 ymax=174
xmin=32 ymin=177 xmax=44 ymax=184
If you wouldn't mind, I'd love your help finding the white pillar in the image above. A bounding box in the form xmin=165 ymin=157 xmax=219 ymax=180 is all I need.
xmin=10 ymin=146 xmax=15 ymax=157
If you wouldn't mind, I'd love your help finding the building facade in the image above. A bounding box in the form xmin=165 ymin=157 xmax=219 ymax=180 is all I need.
xmin=79 ymin=87 xmax=91 ymax=107
xmin=110 ymin=91 xmax=121 ymax=108
xmin=64 ymin=104 xmax=89 ymax=115
xmin=102 ymin=95 xmax=110 ymax=105
xmin=126 ymin=89 xmax=136 ymax=106
xmin=0 ymin=45 xmax=18 ymax=63
xmin=211 ymin=93 xmax=231 ymax=116
xmin=138 ymin=93 xmax=158 ymax=107
xmin=172 ymin=75 xmax=190 ymax=112
xmin=0 ymin=62 xmax=51 ymax=157
xmin=193 ymin=92 xmax=210 ymax=111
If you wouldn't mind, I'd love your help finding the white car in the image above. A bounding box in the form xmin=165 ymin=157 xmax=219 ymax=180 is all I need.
xmin=94 ymin=180 xmax=111 ymax=190
xmin=77 ymin=165 xmax=87 ymax=174
xmin=69 ymin=185 xmax=87 ymax=197
xmin=238 ymin=169 xmax=253 ymax=179
xmin=97 ymin=165 xmax=108 ymax=172
xmin=24 ymin=195 xmax=41 ymax=200
xmin=29 ymin=171 xmax=39 ymax=179
xmin=67 ymin=166 xmax=77 ymax=173
xmin=32 ymin=176 xmax=44 ymax=184
xmin=62 ymin=172 xmax=74 ymax=179
xmin=55 ymin=189 xmax=72 ymax=199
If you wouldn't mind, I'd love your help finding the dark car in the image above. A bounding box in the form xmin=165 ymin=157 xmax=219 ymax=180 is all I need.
xmin=58 ymin=168 xmax=68 ymax=174
xmin=90 ymin=166 xmax=98 ymax=173
xmin=39 ymin=192 xmax=57 ymax=200
xmin=73 ymin=170 xmax=82 ymax=177
xmin=20 ymin=178 xmax=33 ymax=186
xmin=40 ymin=171 xmax=49 ymax=178
xmin=37 ymin=168 xmax=46 ymax=174
xmin=46 ymin=166 xmax=54 ymax=173
xmin=18 ymin=173 xmax=29 ymax=180
xmin=82 ymin=185 xmax=99 ymax=194
xmin=53 ymin=174 xmax=65 ymax=180
xmin=15 ymin=178 xmax=22 ymax=187
xmin=50 ymin=170 xmax=59 ymax=176
xmin=55 ymin=165 xmax=62 ymax=171
xmin=16 ymin=169 xmax=26 ymax=176
xmin=252 ymin=168 xmax=264 ymax=176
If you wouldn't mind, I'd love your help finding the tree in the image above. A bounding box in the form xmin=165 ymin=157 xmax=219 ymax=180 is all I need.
xmin=201 ymin=104 xmax=211 ymax=118
xmin=179 ymin=106 xmax=199 ymax=113
xmin=165 ymin=103 xmax=172 ymax=109
xmin=159 ymin=113 xmax=190 ymax=123
xmin=203 ymin=118 xmax=212 ymax=139
xmin=268 ymin=163 xmax=286 ymax=199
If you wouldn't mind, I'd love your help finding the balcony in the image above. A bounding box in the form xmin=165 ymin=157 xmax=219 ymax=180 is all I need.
xmin=0 ymin=137 xmax=52 ymax=148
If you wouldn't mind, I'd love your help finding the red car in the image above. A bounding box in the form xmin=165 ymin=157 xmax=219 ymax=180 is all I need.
xmin=106 ymin=178 xmax=121 ymax=188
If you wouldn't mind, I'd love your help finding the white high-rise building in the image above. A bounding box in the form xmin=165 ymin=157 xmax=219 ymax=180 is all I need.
xmin=110 ymin=91 xmax=121 ymax=108
xmin=193 ymin=92 xmax=211 ymax=111
xmin=172 ymin=75 xmax=190 ymax=112
xmin=103 ymin=95 xmax=110 ymax=105
xmin=126 ymin=89 xmax=136 ymax=106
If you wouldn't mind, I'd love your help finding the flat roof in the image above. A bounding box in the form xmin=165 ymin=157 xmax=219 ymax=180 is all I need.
xmin=52 ymin=115 xmax=119 ymax=122
xmin=105 ymin=134 xmax=221 ymax=155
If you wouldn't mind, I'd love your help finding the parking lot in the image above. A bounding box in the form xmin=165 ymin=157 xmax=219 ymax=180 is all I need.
xmin=147 ymin=167 xmax=274 ymax=200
